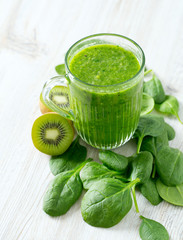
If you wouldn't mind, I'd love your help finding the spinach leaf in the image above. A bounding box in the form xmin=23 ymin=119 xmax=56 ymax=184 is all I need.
xmin=134 ymin=115 xmax=165 ymax=153
xmin=139 ymin=216 xmax=169 ymax=240
xmin=143 ymin=73 xmax=166 ymax=104
xmin=165 ymin=122 xmax=175 ymax=140
xmin=55 ymin=64 xmax=66 ymax=75
xmin=156 ymin=146 xmax=183 ymax=186
xmin=140 ymin=120 xmax=171 ymax=156
xmin=140 ymin=136 xmax=157 ymax=157
xmin=129 ymin=151 xmax=153 ymax=184
xmin=43 ymin=159 xmax=91 ymax=216
xmin=129 ymin=151 xmax=153 ymax=212
xmin=43 ymin=170 xmax=82 ymax=216
xmin=140 ymin=93 xmax=154 ymax=116
xmin=80 ymin=162 xmax=127 ymax=190
xmin=140 ymin=137 xmax=157 ymax=178
xmin=81 ymin=178 xmax=140 ymax=228
xmin=155 ymin=95 xmax=183 ymax=124
xmin=140 ymin=128 xmax=168 ymax=179
xmin=139 ymin=178 xmax=162 ymax=205
xmin=154 ymin=129 xmax=169 ymax=151
xmin=49 ymin=136 xmax=87 ymax=175
xmin=99 ymin=150 xmax=128 ymax=172
xmin=156 ymin=179 xmax=183 ymax=206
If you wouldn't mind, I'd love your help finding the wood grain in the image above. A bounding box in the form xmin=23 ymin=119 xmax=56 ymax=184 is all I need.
xmin=0 ymin=0 xmax=183 ymax=239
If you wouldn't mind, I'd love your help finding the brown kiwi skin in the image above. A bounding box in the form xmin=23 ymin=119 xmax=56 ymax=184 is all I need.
xmin=39 ymin=99 xmax=53 ymax=114
xmin=39 ymin=94 xmax=53 ymax=114
xmin=39 ymin=88 xmax=70 ymax=114
xmin=39 ymin=93 xmax=74 ymax=131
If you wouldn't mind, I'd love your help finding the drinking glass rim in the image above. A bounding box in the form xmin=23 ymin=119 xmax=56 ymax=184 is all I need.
xmin=65 ymin=33 xmax=145 ymax=88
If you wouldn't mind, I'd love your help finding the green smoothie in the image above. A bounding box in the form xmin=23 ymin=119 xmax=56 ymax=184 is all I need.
xmin=68 ymin=44 xmax=143 ymax=149
xmin=70 ymin=45 xmax=140 ymax=85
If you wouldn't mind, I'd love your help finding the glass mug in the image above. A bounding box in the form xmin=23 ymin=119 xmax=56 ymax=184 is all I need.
xmin=42 ymin=34 xmax=145 ymax=149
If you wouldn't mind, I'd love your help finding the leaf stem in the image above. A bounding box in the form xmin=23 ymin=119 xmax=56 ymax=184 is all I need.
xmin=132 ymin=186 xmax=139 ymax=213
xmin=136 ymin=136 xmax=143 ymax=154
xmin=152 ymin=164 xmax=156 ymax=178
xmin=127 ymin=178 xmax=140 ymax=188
xmin=176 ymin=114 xmax=183 ymax=124
xmin=144 ymin=69 xmax=152 ymax=76
xmin=114 ymin=175 xmax=129 ymax=182
xmin=75 ymin=158 xmax=92 ymax=173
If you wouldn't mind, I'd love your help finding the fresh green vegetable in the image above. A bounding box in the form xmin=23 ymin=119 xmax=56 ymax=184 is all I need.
xmin=140 ymin=93 xmax=154 ymax=116
xmin=129 ymin=152 xmax=153 ymax=184
xmin=134 ymin=115 xmax=165 ymax=153
xmin=140 ymin=132 xmax=168 ymax=179
xmin=43 ymin=170 xmax=82 ymax=216
xmin=129 ymin=151 xmax=153 ymax=212
xmin=49 ymin=136 xmax=87 ymax=175
xmin=55 ymin=64 xmax=66 ymax=75
xmin=154 ymin=128 xmax=169 ymax=151
xmin=80 ymin=162 xmax=127 ymax=190
xmin=140 ymin=120 xmax=171 ymax=155
xmin=81 ymin=178 xmax=140 ymax=228
xmin=139 ymin=216 xmax=169 ymax=240
xmin=140 ymin=136 xmax=156 ymax=157
xmin=139 ymin=178 xmax=162 ymax=205
xmin=155 ymin=95 xmax=183 ymax=124
xmin=43 ymin=158 xmax=91 ymax=216
xmin=143 ymin=73 xmax=166 ymax=104
xmin=156 ymin=179 xmax=183 ymax=206
xmin=156 ymin=146 xmax=183 ymax=186
xmin=165 ymin=122 xmax=175 ymax=140
xmin=99 ymin=150 xmax=128 ymax=172
xmin=140 ymin=120 xmax=175 ymax=153
xmin=140 ymin=136 xmax=157 ymax=178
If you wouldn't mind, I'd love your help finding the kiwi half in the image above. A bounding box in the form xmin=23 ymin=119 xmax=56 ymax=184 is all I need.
xmin=39 ymin=86 xmax=70 ymax=114
xmin=39 ymin=93 xmax=53 ymax=114
xmin=32 ymin=113 xmax=74 ymax=156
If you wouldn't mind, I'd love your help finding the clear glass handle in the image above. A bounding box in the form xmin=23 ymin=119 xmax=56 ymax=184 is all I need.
xmin=42 ymin=76 xmax=75 ymax=121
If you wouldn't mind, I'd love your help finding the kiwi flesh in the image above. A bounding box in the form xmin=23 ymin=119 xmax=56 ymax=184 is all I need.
xmin=32 ymin=113 xmax=74 ymax=156
xmin=39 ymin=86 xmax=70 ymax=114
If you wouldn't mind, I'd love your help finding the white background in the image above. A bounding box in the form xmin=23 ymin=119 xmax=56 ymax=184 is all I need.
xmin=0 ymin=0 xmax=183 ymax=239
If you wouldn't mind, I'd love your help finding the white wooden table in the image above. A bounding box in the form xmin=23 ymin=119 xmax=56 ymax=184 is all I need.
xmin=0 ymin=0 xmax=183 ymax=239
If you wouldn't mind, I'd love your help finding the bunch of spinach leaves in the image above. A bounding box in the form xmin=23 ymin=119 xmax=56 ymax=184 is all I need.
xmin=42 ymin=114 xmax=181 ymax=237
xmin=143 ymin=70 xmax=182 ymax=124
xmin=79 ymin=113 xmax=180 ymax=234
xmin=133 ymin=114 xmax=183 ymax=209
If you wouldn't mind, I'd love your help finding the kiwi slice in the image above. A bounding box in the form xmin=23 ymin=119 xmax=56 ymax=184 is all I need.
xmin=39 ymin=86 xmax=70 ymax=114
xmin=32 ymin=113 xmax=74 ymax=156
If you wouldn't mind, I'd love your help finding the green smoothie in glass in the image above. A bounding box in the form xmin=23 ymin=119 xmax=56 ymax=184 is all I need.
xmin=43 ymin=34 xmax=145 ymax=149
xmin=69 ymin=45 xmax=140 ymax=85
